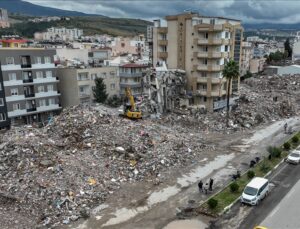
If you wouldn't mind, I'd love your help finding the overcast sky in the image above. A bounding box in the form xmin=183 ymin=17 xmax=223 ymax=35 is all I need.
xmin=23 ymin=0 xmax=300 ymax=24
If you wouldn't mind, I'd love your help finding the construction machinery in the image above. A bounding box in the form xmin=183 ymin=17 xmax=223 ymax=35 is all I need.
xmin=122 ymin=87 xmax=142 ymax=119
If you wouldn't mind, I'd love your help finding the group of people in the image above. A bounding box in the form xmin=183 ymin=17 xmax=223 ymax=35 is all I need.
xmin=198 ymin=178 xmax=214 ymax=194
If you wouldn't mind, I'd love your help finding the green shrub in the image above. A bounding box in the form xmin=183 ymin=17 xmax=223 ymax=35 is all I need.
xmin=292 ymin=136 xmax=299 ymax=144
xmin=267 ymin=146 xmax=282 ymax=158
xmin=230 ymin=182 xmax=239 ymax=193
xmin=207 ymin=198 xmax=218 ymax=209
xmin=247 ymin=170 xmax=255 ymax=179
xmin=283 ymin=142 xmax=291 ymax=150
xmin=260 ymin=162 xmax=271 ymax=173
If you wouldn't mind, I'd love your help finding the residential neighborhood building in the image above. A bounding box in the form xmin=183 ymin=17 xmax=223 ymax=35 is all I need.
xmin=88 ymin=48 xmax=112 ymax=67
xmin=0 ymin=64 xmax=10 ymax=129
xmin=34 ymin=27 xmax=83 ymax=41
xmin=111 ymin=36 xmax=145 ymax=57
xmin=57 ymin=67 xmax=119 ymax=107
xmin=56 ymin=48 xmax=89 ymax=65
xmin=0 ymin=48 xmax=61 ymax=125
xmin=0 ymin=37 xmax=28 ymax=48
xmin=250 ymin=58 xmax=266 ymax=73
xmin=240 ymin=41 xmax=253 ymax=75
xmin=119 ymin=63 xmax=148 ymax=97
xmin=0 ymin=8 xmax=9 ymax=28
xmin=151 ymin=13 xmax=243 ymax=111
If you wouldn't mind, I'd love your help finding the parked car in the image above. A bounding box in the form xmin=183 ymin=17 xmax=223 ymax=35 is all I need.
xmin=241 ymin=177 xmax=269 ymax=205
xmin=253 ymin=226 xmax=268 ymax=229
xmin=286 ymin=150 xmax=300 ymax=164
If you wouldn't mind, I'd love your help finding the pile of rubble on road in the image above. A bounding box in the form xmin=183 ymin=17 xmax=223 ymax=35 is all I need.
xmin=0 ymin=105 xmax=214 ymax=228
xmin=161 ymin=74 xmax=299 ymax=132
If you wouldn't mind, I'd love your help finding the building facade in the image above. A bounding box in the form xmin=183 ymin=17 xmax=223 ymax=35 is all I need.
xmin=240 ymin=41 xmax=253 ymax=76
xmin=0 ymin=8 xmax=9 ymax=28
xmin=111 ymin=37 xmax=145 ymax=57
xmin=0 ymin=65 xmax=10 ymax=129
xmin=152 ymin=13 xmax=243 ymax=111
xmin=119 ymin=63 xmax=147 ymax=97
xmin=57 ymin=67 xmax=119 ymax=107
xmin=0 ymin=48 xmax=61 ymax=125
xmin=34 ymin=27 xmax=83 ymax=41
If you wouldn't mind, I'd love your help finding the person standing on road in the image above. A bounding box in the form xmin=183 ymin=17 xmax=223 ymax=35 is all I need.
xmin=198 ymin=180 xmax=203 ymax=193
xmin=284 ymin=122 xmax=288 ymax=133
xmin=203 ymin=182 xmax=209 ymax=194
xmin=209 ymin=178 xmax=214 ymax=191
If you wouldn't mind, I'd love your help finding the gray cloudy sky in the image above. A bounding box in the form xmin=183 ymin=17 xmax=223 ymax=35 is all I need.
xmin=23 ymin=0 xmax=300 ymax=24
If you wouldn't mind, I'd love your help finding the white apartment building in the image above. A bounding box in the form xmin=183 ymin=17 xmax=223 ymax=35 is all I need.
xmin=34 ymin=27 xmax=83 ymax=41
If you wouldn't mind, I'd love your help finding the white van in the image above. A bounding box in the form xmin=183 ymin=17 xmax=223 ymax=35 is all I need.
xmin=241 ymin=177 xmax=269 ymax=205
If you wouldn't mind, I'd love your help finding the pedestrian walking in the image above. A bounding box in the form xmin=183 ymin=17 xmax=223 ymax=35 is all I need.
xmin=284 ymin=122 xmax=288 ymax=133
xmin=198 ymin=180 xmax=203 ymax=193
xmin=209 ymin=178 xmax=214 ymax=191
xmin=203 ymin=183 xmax=209 ymax=194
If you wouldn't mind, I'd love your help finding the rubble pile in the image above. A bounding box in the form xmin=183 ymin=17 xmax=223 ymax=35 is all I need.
xmin=0 ymin=105 xmax=212 ymax=228
xmin=162 ymin=75 xmax=300 ymax=132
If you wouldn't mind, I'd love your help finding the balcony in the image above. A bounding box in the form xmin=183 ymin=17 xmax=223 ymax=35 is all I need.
xmin=196 ymin=24 xmax=223 ymax=32
xmin=158 ymin=40 xmax=168 ymax=46
xmin=197 ymin=77 xmax=208 ymax=83
xmin=197 ymin=65 xmax=208 ymax=71
xmin=23 ymin=78 xmax=33 ymax=83
xmin=79 ymin=93 xmax=90 ymax=98
xmin=119 ymin=72 xmax=143 ymax=78
xmin=120 ymin=82 xmax=141 ymax=88
xmin=27 ymin=107 xmax=37 ymax=112
xmin=24 ymin=93 xmax=35 ymax=98
xmin=211 ymin=65 xmax=224 ymax=71
xmin=21 ymin=63 xmax=32 ymax=68
xmin=211 ymin=77 xmax=225 ymax=84
xmin=194 ymin=90 xmax=207 ymax=96
xmin=196 ymin=39 xmax=209 ymax=45
xmin=158 ymin=27 xmax=168 ymax=34
xmin=158 ymin=52 xmax=168 ymax=59
xmin=194 ymin=52 xmax=208 ymax=58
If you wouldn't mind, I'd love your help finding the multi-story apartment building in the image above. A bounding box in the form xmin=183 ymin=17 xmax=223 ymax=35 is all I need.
xmin=0 ymin=65 xmax=10 ymax=129
xmin=57 ymin=67 xmax=119 ymax=107
xmin=34 ymin=27 xmax=83 ymax=41
xmin=152 ymin=13 xmax=243 ymax=111
xmin=0 ymin=8 xmax=9 ymax=28
xmin=0 ymin=48 xmax=61 ymax=125
xmin=240 ymin=42 xmax=253 ymax=76
xmin=119 ymin=63 xmax=147 ymax=97
xmin=111 ymin=36 xmax=145 ymax=57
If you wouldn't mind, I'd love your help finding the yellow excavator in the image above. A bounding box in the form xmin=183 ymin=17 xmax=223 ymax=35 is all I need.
xmin=122 ymin=87 xmax=142 ymax=119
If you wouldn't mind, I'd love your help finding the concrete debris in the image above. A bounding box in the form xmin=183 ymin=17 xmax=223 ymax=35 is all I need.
xmin=0 ymin=105 xmax=212 ymax=228
xmin=161 ymin=74 xmax=299 ymax=133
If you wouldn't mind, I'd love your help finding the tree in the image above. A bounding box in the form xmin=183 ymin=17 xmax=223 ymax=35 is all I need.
xmin=222 ymin=60 xmax=239 ymax=126
xmin=93 ymin=78 xmax=108 ymax=103
xmin=284 ymin=38 xmax=292 ymax=58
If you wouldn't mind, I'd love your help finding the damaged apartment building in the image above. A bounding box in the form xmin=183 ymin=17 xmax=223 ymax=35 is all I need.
xmin=143 ymin=62 xmax=188 ymax=114
xmin=149 ymin=12 xmax=243 ymax=112
xmin=0 ymin=48 xmax=61 ymax=125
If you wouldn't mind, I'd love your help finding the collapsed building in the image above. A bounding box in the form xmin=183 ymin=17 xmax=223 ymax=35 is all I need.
xmin=142 ymin=62 xmax=189 ymax=115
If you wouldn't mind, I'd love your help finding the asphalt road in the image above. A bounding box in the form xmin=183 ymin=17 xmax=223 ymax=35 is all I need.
xmin=260 ymin=179 xmax=300 ymax=228
xmin=240 ymin=162 xmax=300 ymax=229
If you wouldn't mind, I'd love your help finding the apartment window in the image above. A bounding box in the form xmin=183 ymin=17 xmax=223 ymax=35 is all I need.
xmin=36 ymin=71 xmax=43 ymax=79
xmin=39 ymin=99 xmax=46 ymax=107
xmin=203 ymin=46 xmax=208 ymax=52
xmin=77 ymin=73 xmax=89 ymax=81
xmin=225 ymin=31 xmax=229 ymax=39
xmin=13 ymin=103 xmax=20 ymax=110
xmin=36 ymin=57 xmax=42 ymax=64
xmin=44 ymin=56 xmax=51 ymax=63
xmin=6 ymin=57 xmax=14 ymax=65
xmin=0 ymin=98 xmax=3 ymax=106
xmin=0 ymin=83 xmax=2 ymax=91
xmin=8 ymin=73 xmax=17 ymax=81
xmin=202 ymin=59 xmax=208 ymax=65
xmin=101 ymin=72 xmax=107 ymax=78
xmin=0 ymin=113 xmax=6 ymax=121
xmin=210 ymin=19 xmax=215 ymax=25
xmin=38 ymin=86 xmax=44 ymax=93
xmin=110 ymin=83 xmax=115 ymax=90
xmin=11 ymin=88 xmax=18 ymax=96
xmin=46 ymin=71 xmax=52 ymax=78
xmin=91 ymin=73 xmax=97 ymax=80
xmin=201 ymin=72 xmax=207 ymax=77
xmin=204 ymin=33 xmax=208 ymax=39
xmin=47 ymin=84 xmax=54 ymax=91
xmin=48 ymin=98 xmax=55 ymax=105
xmin=204 ymin=96 xmax=207 ymax=102
xmin=225 ymin=45 xmax=229 ymax=52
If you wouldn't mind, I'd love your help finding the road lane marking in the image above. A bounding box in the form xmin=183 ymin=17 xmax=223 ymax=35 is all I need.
xmin=286 ymin=188 xmax=295 ymax=199
xmin=269 ymin=206 xmax=280 ymax=218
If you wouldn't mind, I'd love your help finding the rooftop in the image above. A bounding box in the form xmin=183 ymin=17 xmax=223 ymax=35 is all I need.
xmin=121 ymin=63 xmax=149 ymax=68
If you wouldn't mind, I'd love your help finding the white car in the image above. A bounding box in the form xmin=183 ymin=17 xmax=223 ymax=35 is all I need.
xmin=286 ymin=150 xmax=300 ymax=164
